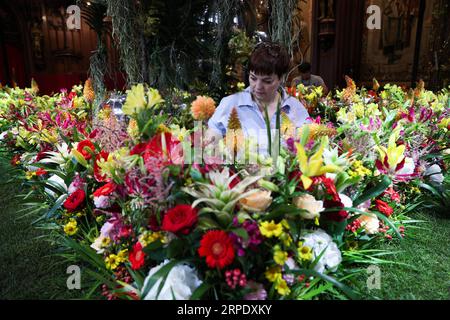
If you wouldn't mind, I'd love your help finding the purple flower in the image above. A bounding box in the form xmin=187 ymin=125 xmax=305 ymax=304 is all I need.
xmin=244 ymin=281 xmax=267 ymax=300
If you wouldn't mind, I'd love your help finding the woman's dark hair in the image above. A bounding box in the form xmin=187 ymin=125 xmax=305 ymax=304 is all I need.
xmin=298 ymin=62 xmax=312 ymax=73
xmin=248 ymin=42 xmax=290 ymax=78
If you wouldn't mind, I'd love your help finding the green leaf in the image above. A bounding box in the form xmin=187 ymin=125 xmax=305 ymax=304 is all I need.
xmin=190 ymin=282 xmax=211 ymax=300
xmin=231 ymin=228 xmax=249 ymax=241
xmin=197 ymin=216 xmax=220 ymax=231
xmin=352 ymin=175 xmax=391 ymax=207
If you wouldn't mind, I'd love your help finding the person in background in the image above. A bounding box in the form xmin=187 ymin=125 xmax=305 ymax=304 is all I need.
xmin=206 ymin=41 xmax=310 ymax=156
xmin=291 ymin=62 xmax=329 ymax=95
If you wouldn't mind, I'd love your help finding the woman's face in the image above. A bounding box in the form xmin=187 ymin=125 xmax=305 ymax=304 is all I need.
xmin=249 ymin=71 xmax=282 ymax=103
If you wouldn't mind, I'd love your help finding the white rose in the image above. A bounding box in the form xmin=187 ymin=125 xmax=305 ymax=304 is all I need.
xmin=143 ymin=260 xmax=202 ymax=300
xmin=301 ymin=229 xmax=342 ymax=273
xmin=293 ymin=194 xmax=324 ymax=220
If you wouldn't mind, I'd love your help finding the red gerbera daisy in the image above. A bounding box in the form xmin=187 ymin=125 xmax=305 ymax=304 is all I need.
xmin=198 ymin=230 xmax=235 ymax=269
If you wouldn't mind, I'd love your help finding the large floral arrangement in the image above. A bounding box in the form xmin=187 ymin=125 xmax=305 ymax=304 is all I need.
xmin=0 ymin=78 xmax=448 ymax=300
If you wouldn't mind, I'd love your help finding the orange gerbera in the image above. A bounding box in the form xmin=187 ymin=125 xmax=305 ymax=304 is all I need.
xmin=191 ymin=96 xmax=216 ymax=121
xmin=198 ymin=230 xmax=235 ymax=269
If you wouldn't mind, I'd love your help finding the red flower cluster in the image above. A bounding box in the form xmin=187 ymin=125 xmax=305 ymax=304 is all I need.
xmin=198 ymin=230 xmax=235 ymax=269
xmin=321 ymin=177 xmax=349 ymax=222
xmin=162 ymin=205 xmax=198 ymax=235
xmin=63 ymin=189 xmax=86 ymax=212
xmin=129 ymin=242 xmax=146 ymax=270
xmin=374 ymin=199 xmax=393 ymax=217
xmin=77 ymin=140 xmax=95 ymax=160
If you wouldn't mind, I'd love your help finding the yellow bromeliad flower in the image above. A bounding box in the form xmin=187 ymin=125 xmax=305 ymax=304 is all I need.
xmin=275 ymin=279 xmax=291 ymax=296
xmin=296 ymin=138 xmax=341 ymax=190
xmin=265 ymin=265 xmax=282 ymax=283
xmin=64 ymin=219 xmax=78 ymax=236
xmin=259 ymin=220 xmax=283 ymax=238
xmin=105 ymin=254 xmax=120 ymax=270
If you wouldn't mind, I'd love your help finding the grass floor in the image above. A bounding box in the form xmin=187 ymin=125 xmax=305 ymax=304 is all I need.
xmin=0 ymin=153 xmax=84 ymax=299
xmin=354 ymin=211 xmax=450 ymax=300
xmin=0 ymin=152 xmax=449 ymax=300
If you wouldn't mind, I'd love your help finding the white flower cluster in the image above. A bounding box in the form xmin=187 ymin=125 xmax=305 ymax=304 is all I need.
xmin=301 ymin=229 xmax=342 ymax=273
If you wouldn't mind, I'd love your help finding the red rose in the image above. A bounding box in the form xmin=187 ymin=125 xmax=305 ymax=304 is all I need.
xmin=77 ymin=140 xmax=95 ymax=160
xmin=94 ymin=151 xmax=109 ymax=182
xmin=198 ymin=230 xmax=235 ymax=269
xmin=374 ymin=199 xmax=393 ymax=217
xmin=63 ymin=189 xmax=86 ymax=212
xmin=323 ymin=199 xmax=349 ymax=222
xmin=93 ymin=182 xmax=116 ymax=197
xmin=129 ymin=242 xmax=146 ymax=270
xmin=162 ymin=205 xmax=198 ymax=235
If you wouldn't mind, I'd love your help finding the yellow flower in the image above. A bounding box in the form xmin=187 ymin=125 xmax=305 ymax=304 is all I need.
xmin=298 ymin=245 xmax=313 ymax=261
xmin=117 ymin=249 xmax=129 ymax=263
xmin=296 ymin=138 xmax=340 ymax=190
xmin=105 ymin=254 xmax=120 ymax=270
xmin=25 ymin=171 xmax=37 ymax=180
xmin=191 ymin=95 xmax=216 ymax=121
xmin=239 ymin=190 xmax=272 ymax=213
xmin=275 ymin=279 xmax=291 ymax=296
xmin=64 ymin=219 xmax=78 ymax=236
xmin=259 ymin=221 xmax=283 ymax=238
xmin=122 ymin=84 xmax=146 ymax=116
xmin=273 ymin=247 xmax=288 ymax=266
xmin=100 ymin=237 xmax=111 ymax=247
xmin=139 ymin=231 xmax=165 ymax=247
xmin=147 ymin=87 xmax=164 ymax=108
xmin=281 ymin=234 xmax=293 ymax=247
xmin=265 ymin=266 xmax=282 ymax=283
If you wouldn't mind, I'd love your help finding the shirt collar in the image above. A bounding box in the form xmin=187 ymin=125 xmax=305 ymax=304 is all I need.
xmin=240 ymin=86 xmax=291 ymax=110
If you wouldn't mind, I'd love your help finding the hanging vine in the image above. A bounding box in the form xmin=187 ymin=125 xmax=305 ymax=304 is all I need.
xmin=79 ymin=0 xmax=109 ymax=110
xmin=107 ymin=0 xmax=144 ymax=86
xmin=268 ymin=0 xmax=298 ymax=56
xmin=210 ymin=0 xmax=240 ymax=96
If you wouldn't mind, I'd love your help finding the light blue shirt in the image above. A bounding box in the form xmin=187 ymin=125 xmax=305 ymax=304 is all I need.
xmin=208 ymin=87 xmax=310 ymax=155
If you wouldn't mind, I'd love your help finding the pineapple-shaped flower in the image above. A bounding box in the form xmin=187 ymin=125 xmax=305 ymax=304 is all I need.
xmin=225 ymin=107 xmax=245 ymax=156
xmin=83 ymin=78 xmax=95 ymax=104
xmin=191 ymin=95 xmax=216 ymax=121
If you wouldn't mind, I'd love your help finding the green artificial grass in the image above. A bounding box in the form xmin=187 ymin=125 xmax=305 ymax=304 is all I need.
xmin=354 ymin=210 xmax=450 ymax=300
xmin=0 ymin=153 xmax=85 ymax=299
